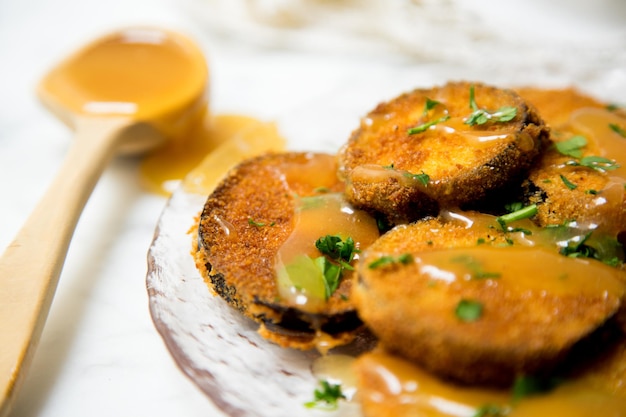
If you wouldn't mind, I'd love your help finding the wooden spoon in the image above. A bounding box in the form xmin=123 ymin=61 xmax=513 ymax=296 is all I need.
xmin=0 ymin=27 xmax=208 ymax=416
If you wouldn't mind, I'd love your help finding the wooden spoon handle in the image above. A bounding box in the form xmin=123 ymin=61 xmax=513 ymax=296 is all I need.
xmin=0 ymin=117 xmax=129 ymax=416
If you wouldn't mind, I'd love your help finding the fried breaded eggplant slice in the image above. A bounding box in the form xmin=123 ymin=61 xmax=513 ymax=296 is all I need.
xmin=517 ymin=88 xmax=626 ymax=239
xmin=194 ymin=152 xmax=379 ymax=350
xmin=338 ymin=81 xmax=549 ymax=225
xmin=352 ymin=215 xmax=626 ymax=386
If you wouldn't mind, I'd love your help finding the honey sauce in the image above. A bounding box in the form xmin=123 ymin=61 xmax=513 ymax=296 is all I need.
xmin=38 ymin=27 xmax=208 ymax=145
xmin=144 ymin=114 xmax=285 ymax=195
xmin=274 ymin=192 xmax=379 ymax=311
xmin=355 ymin=351 xmax=626 ymax=417
xmin=412 ymin=245 xmax=625 ymax=297
xmin=569 ymin=108 xmax=626 ymax=180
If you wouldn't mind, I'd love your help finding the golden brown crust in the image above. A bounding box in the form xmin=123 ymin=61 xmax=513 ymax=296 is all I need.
xmin=338 ymin=81 xmax=549 ymax=224
xmin=353 ymin=217 xmax=624 ymax=386
xmin=194 ymin=152 xmax=362 ymax=349
xmin=516 ymin=88 xmax=626 ymax=235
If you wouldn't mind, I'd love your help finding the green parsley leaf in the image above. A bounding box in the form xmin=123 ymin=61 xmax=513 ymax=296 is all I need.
xmin=609 ymin=123 xmax=626 ymax=138
xmin=472 ymin=404 xmax=510 ymax=417
xmin=554 ymin=135 xmax=587 ymax=158
xmin=315 ymin=235 xmax=358 ymax=263
xmin=368 ymin=253 xmax=414 ymax=269
xmin=455 ymin=299 xmax=483 ymax=322
xmin=512 ymin=375 xmax=562 ymax=402
xmin=566 ymin=156 xmax=620 ymax=172
xmin=559 ymin=174 xmax=577 ymax=190
xmin=304 ymin=380 xmax=346 ymax=410
xmin=451 ymin=254 xmax=501 ymax=279
xmin=465 ymin=85 xmax=518 ymax=126
xmin=407 ymin=115 xmax=450 ymax=135
xmin=424 ymin=97 xmax=442 ymax=114
xmin=314 ymin=256 xmax=342 ymax=300
xmin=314 ymin=235 xmax=360 ymax=299
xmin=504 ymin=201 xmax=524 ymax=213
xmin=496 ymin=204 xmax=538 ymax=230
xmin=404 ymin=170 xmax=430 ymax=186
xmin=248 ymin=218 xmax=266 ymax=227
xmin=313 ymin=186 xmax=331 ymax=194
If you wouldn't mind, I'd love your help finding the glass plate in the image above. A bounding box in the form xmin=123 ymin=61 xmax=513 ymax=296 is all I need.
xmin=147 ymin=187 xmax=341 ymax=417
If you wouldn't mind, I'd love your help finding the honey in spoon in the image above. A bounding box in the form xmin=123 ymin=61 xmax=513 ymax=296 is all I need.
xmin=0 ymin=27 xmax=207 ymax=417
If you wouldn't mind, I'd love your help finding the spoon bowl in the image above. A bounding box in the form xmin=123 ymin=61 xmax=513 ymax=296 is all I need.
xmin=0 ymin=27 xmax=208 ymax=416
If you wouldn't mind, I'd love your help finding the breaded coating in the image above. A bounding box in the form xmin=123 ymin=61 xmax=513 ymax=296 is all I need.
xmin=338 ymin=81 xmax=548 ymax=224
xmin=194 ymin=152 xmax=363 ymax=350
xmin=516 ymin=88 xmax=626 ymax=236
xmin=353 ymin=217 xmax=626 ymax=386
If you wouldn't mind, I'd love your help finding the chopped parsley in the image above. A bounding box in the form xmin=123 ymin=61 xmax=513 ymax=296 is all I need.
xmin=559 ymin=231 xmax=621 ymax=266
xmin=472 ymin=404 xmax=510 ymax=417
xmin=465 ymin=85 xmax=517 ymax=126
xmin=404 ymin=170 xmax=430 ymax=186
xmin=554 ymin=135 xmax=587 ymax=158
xmin=248 ymin=218 xmax=269 ymax=227
xmin=368 ymin=253 xmax=413 ymax=269
xmin=455 ymin=299 xmax=483 ymax=322
xmin=451 ymin=255 xmax=501 ymax=279
xmin=512 ymin=375 xmax=562 ymax=402
xmin=304 ymin=380 xmax=346 ymax=410
xmin=316 ymin=235 xmax=358 ymax=267
xmin=555 ymin=134 xmax=620 ymax=171
xmin=314 ymin=235 xmax=359 ymax=299
xmin=607 ymin=103 xmax=622 ymax=112
xmin=559 ymin=174 xmax=577 ymax=190
xmin=565 ymin=155 xmax=620 ymax=172
xmin=424 ymin=97 xmax=442 ymax=113
xmin=407 ymin=115 xmax=450 ymax=135
xmin=407 ymin=97 xmax=450 ymax=134
xmin=313 ymin=186 xmax=331 ymax=194
xmin=609 ymin=123 xmax=626 ymax=138
xmin=496 ymin=204 xmax=538 ymax=231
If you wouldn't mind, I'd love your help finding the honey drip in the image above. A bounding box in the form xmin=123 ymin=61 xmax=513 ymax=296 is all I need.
xmin=140 ymin=113 xmax=285 ymax=195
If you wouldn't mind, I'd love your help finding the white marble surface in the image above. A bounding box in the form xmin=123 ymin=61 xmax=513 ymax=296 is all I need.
xmin=0 ymin=0 xmax=625 ymax=416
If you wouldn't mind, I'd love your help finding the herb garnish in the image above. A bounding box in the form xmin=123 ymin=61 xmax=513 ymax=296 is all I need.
xmin=512 ymin=375 xmax=562 ymax=402
xmin=559 ymin=174 xmax=577 ymax=190
xmin=554 ymin=135 xmax=587 ymax=158
xmin=314 ymin=235 xmax=359 ymax=299
xmin=559 ymin=231 xmax=621 ymax=266
xmin=451 ymin=255 xmax=501 ymax=279
xmin=304 ymin=380 xmax=346 ymax=410
xmin=368 ymin=253 xmax=413 ymax=269
xmin=407 ymin=115 xmax=450 ymax=135
xmin=496 ymin=204 xmax=537 ymax=231
xmin=455 ymin=299 xmax=483 ymax=322
xmin=609 ymin=123 xmax=626 ymax=138
xmin=465 ymin=85 xmax=517 ymax=126
xmin=472 ymin=404 xmax=510 ymax=417
xmin=316 ymin=235 xmax=358 ymax=267
xmin=248 ymin=218 xmax=269 ymax=227
xmin=404 ymin=170 xmax=430 ymax=186
xmin=565 ymin=155 xmax=619 ymax=172
xmin=407 ymin=97 xmax=450 ymax=134
xmin=554 ymin=135 xmax=620 ymax=172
